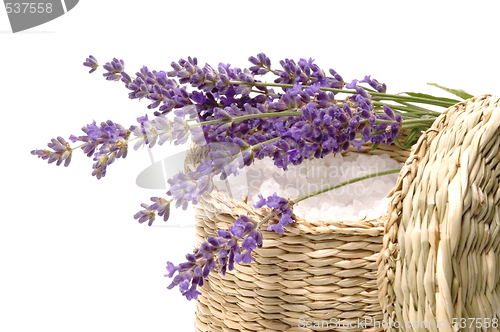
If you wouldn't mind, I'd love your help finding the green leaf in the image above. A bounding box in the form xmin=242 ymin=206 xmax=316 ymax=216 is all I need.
xmin=393 ymin=139 xmax=405 ymax=149
xmin=403 ymin=127 xmax=422 ymax=149
xmin=394 ymin=138 xmax=411 ymax=150
xmin=400 ymin=92 xmax=461 ymax=105
xmin=371 ymin=142 xmax=380 ymax=151
xmin=427 ymin=83 xmax=474 ymax=100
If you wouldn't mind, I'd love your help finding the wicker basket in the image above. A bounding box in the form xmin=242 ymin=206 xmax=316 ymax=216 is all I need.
xmin=185 ymin=133 xmax=410 ymax=332
xmin=377 ymin=95 xmax=500 ymax=331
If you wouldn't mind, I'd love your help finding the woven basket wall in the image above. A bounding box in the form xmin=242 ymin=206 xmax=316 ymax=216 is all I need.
xmin=185 ymin=134 xmax=410 ymax=332
xmin=377 ymin=95 xmax=500 ymax=331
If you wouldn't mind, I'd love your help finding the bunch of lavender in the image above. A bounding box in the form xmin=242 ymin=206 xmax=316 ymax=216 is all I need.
xmin=32 ymin=53 xmax=472 ymax=300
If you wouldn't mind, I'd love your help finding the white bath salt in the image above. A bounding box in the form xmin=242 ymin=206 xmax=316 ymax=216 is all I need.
xmin=212 ymin=152 xmax=403 ymax=221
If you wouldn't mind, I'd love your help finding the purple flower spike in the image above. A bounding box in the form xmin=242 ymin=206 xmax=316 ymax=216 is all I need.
xmin=166 ymin=214 xmax=261 ymax=300
xmin=254 ymin=192 xmax=295 ymax=234
xmin=267 ymin=223 xmax=284 ymax=235
xmin=31 ymin=136 xmax=73 ymax=167
xmin=102 ymin=58 xmax=125 ymax=82
xmin=254 ymin=194 xmax=266 ymax=208
xmin=134 ymin=197 xmax=172 ymax=226
xmin=83 ymin=55 xmax=99 ymax=74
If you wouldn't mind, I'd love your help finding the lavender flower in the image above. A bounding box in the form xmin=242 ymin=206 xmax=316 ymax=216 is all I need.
xmin=167 ymin=168 xmax=214 ymax=210
xmin=274 ymin=58 xmax=344 ymax=89
xmin=248 ymin=53 xmax=272 ymax=75
xmin=102 ymin=58 xmax=125 ymax=82
xmin=254 ymin=193 xmax=294 ymax=235
xmin=83 ymin=55 xmax=99 ymax=74
xmin=70 ymin=120 xmax=131 ymax=179
xmin=165 ymin=215 xmax=262 ymax=300
xmin=31 ymin=136 xmax=73 ymax=167
xmin=134 ymin=197 xmax=171 ymax=226
xmin=130 ymin=114 xmax=173 ymax=150
xmin=360 ymin=75 xmax=387 ymax=93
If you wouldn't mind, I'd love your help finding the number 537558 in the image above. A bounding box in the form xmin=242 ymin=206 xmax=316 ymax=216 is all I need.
xmin=5 ymin=3 xmax=53 ymax=14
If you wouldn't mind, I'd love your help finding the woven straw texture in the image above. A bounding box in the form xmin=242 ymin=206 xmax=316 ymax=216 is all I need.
xmin=377 ymin=95 xmax=500 ymax=331
xmin=185 ymin=137 xmax=410 ymax=332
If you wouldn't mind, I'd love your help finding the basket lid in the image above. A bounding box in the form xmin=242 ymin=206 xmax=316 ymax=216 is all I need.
xmin=377 ymin=95 xmax=500 ymax=330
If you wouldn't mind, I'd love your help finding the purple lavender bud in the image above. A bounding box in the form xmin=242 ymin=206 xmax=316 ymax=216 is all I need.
xmin=279 ymin=214 xmax=293 ymax=226
xmin=346 ymin=79 xmax=358 ymax=89
xmin=218 ymin=248 xmax=228 ymax=259
xmin=240 ymin=251 xmax=254 ymax=264
xmin=322 ymin=137 xmax=338 ymax=151
xmin=207 ymin=236 xmax=220 ymax=247
xmin=242 ymin=151 xmax=254 ymax=167
xmin=69 ymin=134 xmax=78 ymax=143
xmin=266 ymin=193 xmax=283 ymax=208
xmin=217 ymin=229 xmax=232 ymax=239
xmin=214 ymin=108 xmax=232 ymax=121
xmin=389 ymin=122 xmax=400 ymax=138
xmin=165 ymin=262 xmax=178 ymax=278
xmin=267 ymin=223 xmax=284 ymax=235
xmin=202 ymin=264 xmax=211 ymax=278
xmin=101 ymin=58 xmax=124 ymax=82
xmin=183 ymin=286 xmax=202 ymax=301
xmin=383 ymin=105 xmax=395 ymax=119
xmin=230 ymin=224 xmax=245 ymax=238
xmin=200 ymin=242 xmax=214 ymax=253
xmin=248 ymin=229 xmax=263 ymax=248
xmin=83 ymin=55 xmax=99 ymax=74
xmin=178 ymin=262 xmax=194 ymax=271
xmin=185 ymin=253 xmax=196 ymax=263
xmin=242 ymin=237 xmax=257 ymax=251
xmin=178 ymin=280 xmax=191 ymax=292
xmin=32 ymin=136 xmax=73 ymax=167
xmin=254 ymin=194 xmax=266 ymax=209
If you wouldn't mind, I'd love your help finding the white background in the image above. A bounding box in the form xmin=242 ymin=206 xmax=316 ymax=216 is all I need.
xmin=2 ymin=1 xmax=500 ymax=331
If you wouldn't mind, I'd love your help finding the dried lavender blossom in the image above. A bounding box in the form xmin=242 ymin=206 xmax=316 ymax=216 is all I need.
xmin=133 ymin=197 xmax=171 ymax=226
xmin=83 ymin=55 xmax=99 ymax=74
xmin=254 ymin=193 xmax=295 ymax=235
xmin=31 ymin=136 xmax=73 ymax=167
xmin=165 ymin=215 xmax=262 ymax=300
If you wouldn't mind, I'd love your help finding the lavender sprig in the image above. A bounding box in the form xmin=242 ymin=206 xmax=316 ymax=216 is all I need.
xmin=254 ymin=193 xmax=294 ymax=235
xmin=31 ymin=136 xmax=73 ymax=167
xmin=83 ymin=55 xmax=99 ymax=74
xmin=134 ymin=197 xmax=172 ymax=226
xmin=165 ymin=215 xmax=262 ymax=300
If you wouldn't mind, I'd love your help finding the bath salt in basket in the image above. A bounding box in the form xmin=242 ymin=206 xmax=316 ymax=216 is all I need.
xmin=378 ymin=95 xmax=500 ymax=332
xmin=185 ymin=137 xmax=410 ymax=332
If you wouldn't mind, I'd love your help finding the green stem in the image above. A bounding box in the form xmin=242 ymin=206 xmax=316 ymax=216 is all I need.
xmin=372 ymin=101 xmax=440 ymax=116
xmin=292 ymin=168 xmax=402 ymax=204
xmin=245 ymin=136 xmax=282 ymax=152
xmin=400 ymin=118 xmax=435 ymax=125
xmin=245 ymin=168 xmax=402 ymax=236
xmin=402 ymin=122 xmax=434 ymax=130
xmin=244 ymin=212 xmax=276 ymax=237
xmin=190 ymin=110 xmax=302 ymax=127
xmin=370 ymin=93 xmax=453 ymax=108
xmin=221 ymin=136 xmax=283 ymax=177
xmin=228 ymin=80 xmax=455 ymax=108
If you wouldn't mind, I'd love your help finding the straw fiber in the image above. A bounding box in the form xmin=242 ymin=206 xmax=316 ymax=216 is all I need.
xmin=185 ymin=135 xmax=410 ymax=332
xmin=377 ymin=95 xmax=500 ymax=331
